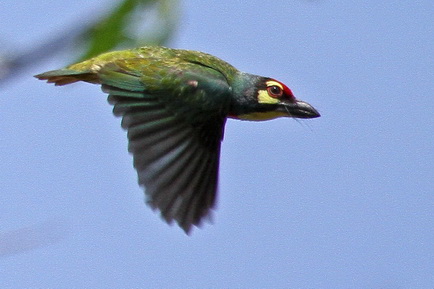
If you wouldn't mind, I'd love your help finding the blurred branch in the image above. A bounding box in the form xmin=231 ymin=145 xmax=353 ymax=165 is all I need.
xmin=0 ymin=0 xmax=178 ymax=86
xmin=0 ymin=219 xmax=69 ymax=258
xmin=0 ymin=25 xmax=83 ymax=86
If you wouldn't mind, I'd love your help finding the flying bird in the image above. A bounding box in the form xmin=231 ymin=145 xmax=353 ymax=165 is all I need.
xmin=35 ymin=46 xmax=320 ymax=234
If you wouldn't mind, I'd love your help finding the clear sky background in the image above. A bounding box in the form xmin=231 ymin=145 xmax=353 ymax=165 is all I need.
xmin=1 ymin=1 xmax=433 ymax=288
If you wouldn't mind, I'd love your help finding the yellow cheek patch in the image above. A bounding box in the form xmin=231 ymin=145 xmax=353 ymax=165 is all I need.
xmin=258 ymin=90 xmax=279 ymax=104
xmin=257 ymin=80 xmax=284 ymax=104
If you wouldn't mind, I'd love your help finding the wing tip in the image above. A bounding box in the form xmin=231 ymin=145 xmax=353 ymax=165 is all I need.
xmin=146 ymin=196 xmax=214 ymax=235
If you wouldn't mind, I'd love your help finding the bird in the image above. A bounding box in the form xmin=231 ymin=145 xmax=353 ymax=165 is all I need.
xmin=35 ymin=46 xmax=320 ymax=234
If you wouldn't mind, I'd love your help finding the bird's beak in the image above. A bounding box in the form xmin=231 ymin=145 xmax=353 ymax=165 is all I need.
xmin=278 ymin=100 xmax=321 ymax=119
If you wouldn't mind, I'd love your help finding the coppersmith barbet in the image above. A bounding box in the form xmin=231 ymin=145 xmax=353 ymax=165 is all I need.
xmin=35 ymin=46 xmax=320 ymax=234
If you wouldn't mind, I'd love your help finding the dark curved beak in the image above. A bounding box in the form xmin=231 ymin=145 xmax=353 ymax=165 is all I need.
xmin=278 ymin=100 xmax=321 ymax=119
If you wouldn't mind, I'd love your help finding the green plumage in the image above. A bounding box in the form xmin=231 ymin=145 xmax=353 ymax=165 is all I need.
xmin=35 ymin=46 xmax=320 ymax=234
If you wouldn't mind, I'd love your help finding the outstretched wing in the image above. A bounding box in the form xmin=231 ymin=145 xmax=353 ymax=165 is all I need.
xmin=36 ymin=55 xmax=231 ymax=234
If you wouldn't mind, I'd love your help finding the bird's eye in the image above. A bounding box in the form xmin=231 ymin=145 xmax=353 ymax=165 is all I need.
xmin=267 ymin=85 xmax=283 ymax=98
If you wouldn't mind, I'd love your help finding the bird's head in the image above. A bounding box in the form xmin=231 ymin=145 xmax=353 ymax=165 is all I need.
xmin=230 ymin=76 xmax=320 ymax=121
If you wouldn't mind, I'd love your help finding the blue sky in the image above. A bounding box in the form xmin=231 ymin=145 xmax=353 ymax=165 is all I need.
xmin=1 ymin=1 xmax=433 ymax=288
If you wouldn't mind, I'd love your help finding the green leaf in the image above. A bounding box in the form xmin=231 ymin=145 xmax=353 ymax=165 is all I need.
xmin=78 ymin=0 xmax=178 ymax=61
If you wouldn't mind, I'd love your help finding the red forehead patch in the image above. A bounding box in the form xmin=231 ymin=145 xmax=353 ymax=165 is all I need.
xmin=271 ymin=79 xmax=295 ymax=99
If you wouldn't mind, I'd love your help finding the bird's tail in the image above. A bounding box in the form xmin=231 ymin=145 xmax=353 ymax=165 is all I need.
xmin=34 ymin=69 xmax=99 ymax=86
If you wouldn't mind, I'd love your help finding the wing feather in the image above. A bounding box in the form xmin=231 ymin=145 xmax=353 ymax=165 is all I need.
xmin=147 ymin=146 xmax=203 ymax=219
xmin=152 ymin=141 xmax=207 ymax=220
xmin=37 ymin=52 xmax=232 ymax=234
xmin=177 ymin=144 xmax=220 ymax=230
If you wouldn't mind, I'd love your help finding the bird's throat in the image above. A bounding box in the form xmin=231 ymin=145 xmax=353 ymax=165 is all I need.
xmin=230 ymin=111 xmax=288 ymax=121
